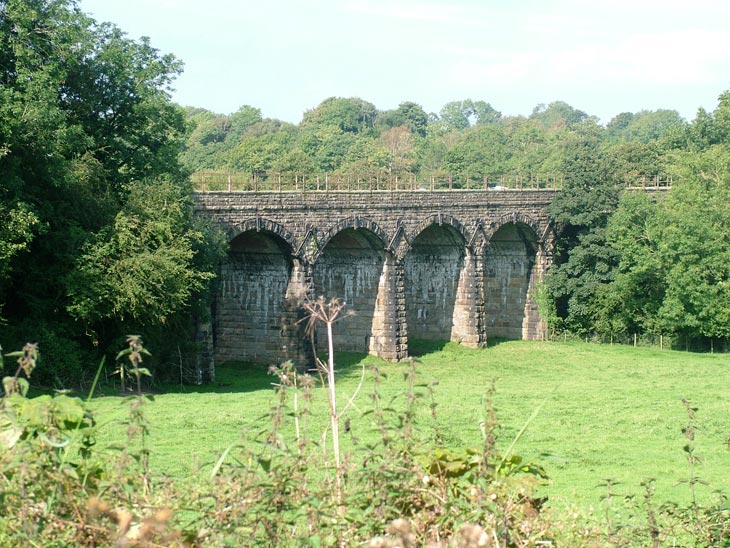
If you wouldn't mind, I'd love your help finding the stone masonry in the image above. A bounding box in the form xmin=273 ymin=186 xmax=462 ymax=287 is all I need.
xmin=192 ymin=190 xmax=558 ymax=378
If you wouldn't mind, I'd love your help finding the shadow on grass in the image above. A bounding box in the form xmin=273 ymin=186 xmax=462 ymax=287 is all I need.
xmin=319 ymin=351 xmax=373 ymax=374
xmin=155 ymin=351 xmax=378 ymax=395
xmin=93 ymin=339 xmax=515 ymax=398
xmin=158 ymin=361 xmax=274 ymax=394
xmin=407 ymin=339 xmax=451 ymax=357
xmin=133 ymin=337 xmax=521 ymax=397
xmin=406 ymin=337 xmax=518 ymax=357
xmin=484 ymin=337 xmax=516 ymax=348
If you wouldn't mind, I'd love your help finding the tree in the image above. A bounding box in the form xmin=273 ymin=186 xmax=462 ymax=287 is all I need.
xmin=227 ymin=128 xmax=295 ymax=173
xmin=68 ymin=180 xmax=215 ymax=329
xmin=471 ymin=100 xmax=502 ymax=125
xmin=301 ymin=97 xmax=377 ymax=134
xmin=338 ymin=137 xmax=388 ymax=174
xmin=377 ymin=101 xmax=429 ymax=137
xmin=597 ymin=151 xmax=730 ymax=346
xmin=545 ymin=121 xmax=622 ymax=333
xmin=438 ymin=99 xmax=501 ymax=130
xmin=0 ymin=204 xmax=40 ymax=307
xmin=443 ymin=124 xmax=508 ymax=175
xmin=0 ymin=0 xmax=217 ymax=381
xmin=605 ymin=112 xmax=635 ymax=139
xmin=655 ymin=145 xmax=730 ymax=342
xmin=685 ymin=91 xmax=730 ymax=149
xmin=607 ymin=141 xmax=667 ymax=186
xmin=530 ymin=101 xmax=590 ymax=130
xmin=297 ymin=125 xmax=357 ymax=172
xmin=597 ymin=191 xmax=664 ymax=336
xmin=606 ymin=109 xmax=686 ymax=143
xmin=502 ymin=116 xmax=563 ymax=174
xmin=179 ymin=107 xmax=232 ymax=171
xmin=378 ymin=126 xmax=416 ymax=174
xmin=228 ymin=105 xmax=263 ymax=140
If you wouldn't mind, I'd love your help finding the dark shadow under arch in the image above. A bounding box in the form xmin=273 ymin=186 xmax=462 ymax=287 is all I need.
xmin=483 ymin=221 xmax=539 ymax=339
xmin=311 ymin=227 xmax=389 ymax=354
xmin=314 ymin=216 xmax=389 ymax=263
xmin=214 ymin=229 xmax=303 ymax=366
xmin=484 ymin=212 xmax=541 ymax=243
xmin=404 ymin=222 xmax=468 ymax=342
xmin=400 ymin=213 xmax=471 ymax=259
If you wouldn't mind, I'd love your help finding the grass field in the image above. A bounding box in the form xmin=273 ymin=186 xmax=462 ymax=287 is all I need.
xmin=89 ymin=340 xmax=730 ymax=512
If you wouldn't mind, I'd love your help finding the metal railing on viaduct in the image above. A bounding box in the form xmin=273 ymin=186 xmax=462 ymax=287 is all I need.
xmin=191 ymin=172 xmax=672 ymax=193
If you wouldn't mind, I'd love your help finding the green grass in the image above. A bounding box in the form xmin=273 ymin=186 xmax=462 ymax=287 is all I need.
xmin=89 ymin=340 xmax=730 ymax=511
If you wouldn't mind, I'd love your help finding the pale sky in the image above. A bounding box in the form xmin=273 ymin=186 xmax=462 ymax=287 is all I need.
xmin=79 ymin=0 xmax=730 ymax=124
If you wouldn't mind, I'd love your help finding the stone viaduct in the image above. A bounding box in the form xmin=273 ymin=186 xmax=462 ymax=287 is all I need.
xmin=191 ymin=182 xmax=559 ymax=380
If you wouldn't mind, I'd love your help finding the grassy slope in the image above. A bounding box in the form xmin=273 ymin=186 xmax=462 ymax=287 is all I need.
xmin=89 ymin=340 xmax=730 ymax=510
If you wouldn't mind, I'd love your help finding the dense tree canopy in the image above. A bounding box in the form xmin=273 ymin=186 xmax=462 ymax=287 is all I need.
xmin=544 ymin=94 xmax=730 ymax=346
xmin=179 ymin=96 xmax=687 ymax=185
xmin=0 ymin=0 xmax=220 ymax=383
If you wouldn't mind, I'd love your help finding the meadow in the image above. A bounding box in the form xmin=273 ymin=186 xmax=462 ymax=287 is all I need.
xmin=90 ymin=339 xmax=730 ymax=512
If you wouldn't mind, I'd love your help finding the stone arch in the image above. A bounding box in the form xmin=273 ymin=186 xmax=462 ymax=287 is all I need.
xmin=311 ymin=222 xmax=391 ymax=355
xmin=399 ymin=213 xmax=471 ymax=260
xmin=314 ymin=216 xmax=389 ymax=262
xmin=214 ymin=225 xmax=308 ymax=366
xmin=482 ymin=214 xmax=544 ymax=340
xmin=403 ymin=216 xmax=479 ymax=346
xmin=229 ymin=217 xmax=296 ymax=254
xmin=483 ymin=212 xmax=541 ymax=246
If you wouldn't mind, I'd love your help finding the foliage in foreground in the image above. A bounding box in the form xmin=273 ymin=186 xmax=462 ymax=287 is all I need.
xmin=1 ymin=341 xmax=729 ymax=547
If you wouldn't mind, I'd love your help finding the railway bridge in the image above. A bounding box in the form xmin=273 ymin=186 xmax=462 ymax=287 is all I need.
xmin=190 ymin=173 xmax=570 ymax=380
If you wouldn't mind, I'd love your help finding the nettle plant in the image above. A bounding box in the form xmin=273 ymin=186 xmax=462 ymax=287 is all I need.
xmin=0 ymin=343 xmax=93 ymax=452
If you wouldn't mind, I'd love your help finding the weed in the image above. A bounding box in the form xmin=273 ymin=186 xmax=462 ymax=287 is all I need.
xmin=1 ymin=336 xmax=729 ymax=546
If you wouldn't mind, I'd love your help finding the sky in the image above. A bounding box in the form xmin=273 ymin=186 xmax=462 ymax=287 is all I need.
xmin=79 ymin=0 xmax=730 ymax=125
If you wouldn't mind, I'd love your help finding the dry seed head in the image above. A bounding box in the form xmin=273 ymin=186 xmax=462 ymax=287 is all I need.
xmin=457 ymin=524 xmax=489 ymax=548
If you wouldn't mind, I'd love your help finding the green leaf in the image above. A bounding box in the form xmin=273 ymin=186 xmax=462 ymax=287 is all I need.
xmin=2 ymin=377 xmax=14 ymax=395
xmin=52 ymin=394 xmax=87 ymax=428
xmin=210 ymin=443 xmax=236 ymax=479
xmin=0 ymin=413 xmax=23 ymax=450
xmin=2 ymin=376 xmax=29 ymax=397
xmin=38 ymin=431 xmax=71 ymax=448
xmin=257 ymin=456 xmax=272 ymax=473
xmin=17 ymin=377 xmax=29 ymax=397
xmin=60 ymin=464 xmax=80 ymax=481
xmin=116 ymin=349 xmax=132 ymax=361
xmin=20 ymin=395 xmax=53 ymax=427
